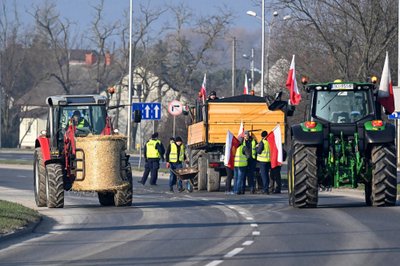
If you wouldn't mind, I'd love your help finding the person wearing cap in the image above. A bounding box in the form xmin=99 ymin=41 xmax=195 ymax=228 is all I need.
xmin=71 ymin=110 xmax=90 ymax=129
xmin=166 ymin=136 xmax=190 ymax=192
xmin=233 ymin=136 xmax=249 ymax=195
xmin=242 ymin=130 xmax=257 ymax=194
xmin=256 ymin=130 xmax=271 ymax=194
xmin=138 ymin=132 xmax=165 ymax=186
xmin=208 ymin=91 xmax=219 ymax=101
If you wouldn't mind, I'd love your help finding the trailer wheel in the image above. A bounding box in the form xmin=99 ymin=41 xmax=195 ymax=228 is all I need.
xmin=292 ymin=141 xmax=319 ymax=208
xmin=46 ymin=163 xmax=64 ymax=208
xmin=370 ymin=144 xmax=397 ymax=207
xmin=114 ymin=167 xmax=133 ymax=207
xmin=34 ymin=148 xmax=47 ymax=207
xmin=190 ymin=149 xmax=207 ymax=191
xmin=98 ymin=192 xmax=115 ymax=206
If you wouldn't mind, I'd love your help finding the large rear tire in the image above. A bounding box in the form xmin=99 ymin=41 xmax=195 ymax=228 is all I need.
xmin=34 ymin=148 xmax=47 ymax=207
xmin=370 ymin=144 xmax=397 ymax=207
xmin=190 ymin=149 xmax=207 ymax=191
xmin=114 ymin=167 xmax=133 ymax=207
xmin=292 ymin=142 xmax=319 ymax=208
xmin=98 ymin=192 xmax=115 ymax=206
xmin=46 ymin=163 xmax=64 ymax=208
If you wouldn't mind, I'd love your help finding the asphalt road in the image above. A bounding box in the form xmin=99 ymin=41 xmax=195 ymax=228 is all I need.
xmin=1 ymin=164 xmax=400 ymax=265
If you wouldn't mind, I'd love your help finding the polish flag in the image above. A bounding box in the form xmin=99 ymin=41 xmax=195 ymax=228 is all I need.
xmin=224 ymin=130 xmax=240 ymax=170
xmin=199 ymin=73 xmax=207 ymax=104
xmin=267 ymin=124 xmax=283 ymax=169
xmin=238 ymin=120 xmax=244 ymax=138
xmin=286 ymin=55 xmax=301 ymax=105
xmin=243 ymin=73 xmax=249 ymax=94
xmin=378 ymin=52 xmax=395 ymax=114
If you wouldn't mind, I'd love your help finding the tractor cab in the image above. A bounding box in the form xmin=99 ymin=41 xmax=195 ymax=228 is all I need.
xmin=307 ymin=82 xmax=376 ymax=125
xmin=45 ymin=95 xmax=111 ymax=157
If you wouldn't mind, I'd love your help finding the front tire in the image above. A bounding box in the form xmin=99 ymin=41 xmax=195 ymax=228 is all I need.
xmin=34 ymin=148 xmax=47 ymax=207
xmin=46 ymin=163 xmax=64 ymax=208
xmin=370 ymin=144 xmax=397 ymax=206
xmin=292 ymin=142 xmax=319 ymax=208
xmin=114 ymin=167 xmax=133 ymax=207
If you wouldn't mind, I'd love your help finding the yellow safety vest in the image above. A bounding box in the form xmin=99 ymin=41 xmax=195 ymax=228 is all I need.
xmin=234 ymin=144 xmax=248 ymax=167
xmin=146 ymin=139 xmax=161 ymax=159
xmin=251 ymin=139 xmax=257 ymax=159
xmin=257 ymin=139 xmax=270 ymax=162
xmin=169 ymin=143 xmax=185 ymax=163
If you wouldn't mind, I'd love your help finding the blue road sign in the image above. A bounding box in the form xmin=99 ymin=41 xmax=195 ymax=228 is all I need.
xmin=132 ymin=103 xmax=161 ymax=120
xmin=388 ymin=112 xmax=400 ymax=119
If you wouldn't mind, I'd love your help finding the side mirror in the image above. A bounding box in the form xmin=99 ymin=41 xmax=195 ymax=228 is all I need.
xmin=133 ymin=109 xmax=141 ymax=123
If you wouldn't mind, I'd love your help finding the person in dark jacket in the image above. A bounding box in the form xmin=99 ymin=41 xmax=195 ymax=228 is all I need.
xmin=269 ymin=146 xmax=287 ymax=193
xmin=138 ymin=132 xmax=165 ymax=185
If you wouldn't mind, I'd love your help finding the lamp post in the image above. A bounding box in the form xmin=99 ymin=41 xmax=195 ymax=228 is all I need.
xmin=247 ymin=10 xmax=291 ymax=96
xmin=243 ymin=48 xmax=255 ymax=91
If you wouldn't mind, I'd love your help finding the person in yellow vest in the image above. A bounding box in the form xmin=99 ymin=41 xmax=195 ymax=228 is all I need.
xmin=166 ymin=136 xmax=190 ymax=192
xmin=71 ymin=110 xmax=90 ymax=128
xmin=242 ymin=131 xmax=257 ymax=194
xmin=256 ymin=130 xmax=271 ymax=194
xmin=138 ymin=132 xmax=165 ymax=186
xmin=233 ymin=137 xmax=249 ymax=195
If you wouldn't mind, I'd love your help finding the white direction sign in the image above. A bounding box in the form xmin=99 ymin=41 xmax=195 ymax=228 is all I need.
xmin=168 ymin=100 xmax=183 ymax=116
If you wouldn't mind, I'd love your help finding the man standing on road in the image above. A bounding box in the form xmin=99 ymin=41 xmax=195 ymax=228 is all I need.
xmin=257 ymin=131 xmax=271 ymax=194
xmin=243 ymin=131 xmax=257 ymax=194
xmin=233 ymin=137 xmax=248 ymax=195
xmin=166 ymin=136 xmax=190 ymax=192
xmin=138 ymin=132 xmax=165 ymax=186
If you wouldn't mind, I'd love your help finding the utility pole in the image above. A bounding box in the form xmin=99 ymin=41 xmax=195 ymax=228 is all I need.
xmin=232 ymin=37 xmax=236 ymax=96
xmin=251 ymin=48 xmax=254 ymax=92
xmin=0 ymin=52 xmax=2 ymax=149
xmin=127 ymin=0 xmax=133 ymax=151
xmin=261 ymin=0 xmax=265 ymax=97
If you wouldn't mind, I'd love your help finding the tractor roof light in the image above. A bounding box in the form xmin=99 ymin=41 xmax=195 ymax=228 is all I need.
xmin=371 ymin=76 xmax=378 ymax=84
xmin=371 ymin=120 xmax=383 ymax=127
xmin=305 ymin=121 xmax=317 ymax=129
xmin=301 ymin=76 xmax=309 ymax=85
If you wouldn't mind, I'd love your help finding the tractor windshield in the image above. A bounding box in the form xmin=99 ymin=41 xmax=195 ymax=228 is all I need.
xmin=314 ymin=90 xmax=372 ymax=123
xmin=58 ymin=105 xmax=107 ymax=135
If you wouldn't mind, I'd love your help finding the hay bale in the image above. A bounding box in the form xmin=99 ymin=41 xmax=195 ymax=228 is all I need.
xmin=71 ymin=135 xmax=129 ymax=191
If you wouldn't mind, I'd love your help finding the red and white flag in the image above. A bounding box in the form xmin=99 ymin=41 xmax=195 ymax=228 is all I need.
xmin=199 ymin=73 xmax=207 ymax=104
xmin=378 ymin=52 xmax=395 ymax=114
xmin=224 ymin=130 xmax=240 ymax=170
xmin=238 ymin=120 xmax=244 ymax=138
xmin=286 ymin=55 xmax=301 ymax=105
xmin=243 ymin=73 xmax=249 ymax=94
xmin=267 ymin=124 xmax=283 ymax=169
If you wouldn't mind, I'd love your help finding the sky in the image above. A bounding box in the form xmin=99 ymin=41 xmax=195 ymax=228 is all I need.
xmin=7 ymin=0 xmax=264 ymax=32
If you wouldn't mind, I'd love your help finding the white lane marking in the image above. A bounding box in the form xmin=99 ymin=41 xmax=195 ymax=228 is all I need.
xmin=205 ymin=260 xmax=223 ymax=266
xmin=227 ymin=205 xmax=236 ymax=210
xmin=239 ymin=211 xmax=246 ymax=215
xmin=252 ymin=231 xmax=260 ymax=236
xmin=242 ymin=240 xmax=254 ymax=246
xmin=224 ymin=247 xmax=244 ymax=258
xmin=216 ymin=202 xmax=225 ymax=205
xmin=250 ymin=223 xmax=258 ymax=227
xmin=245 ymin=217 xmax=254 ymax=220
xmin=17 ymin=175 xmax=27 ymax=178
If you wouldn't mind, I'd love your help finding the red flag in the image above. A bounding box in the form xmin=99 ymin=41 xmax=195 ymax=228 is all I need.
xmin=199 ymin=73 xmax=207 ymax=104
xmin=224 ymin=130 xmax=240 ymax=170
xmin=267 ymin=124 xmax=283 ymax=169
xmin=237 ymin=120 xmax=244 ymax=138
xmin=286 ymin=55 xmax=301 ymax=105
xmin=378 ymin=52 xmax=395 ymax=114
xmin=243 ymin=73 xmax=249 ymax=94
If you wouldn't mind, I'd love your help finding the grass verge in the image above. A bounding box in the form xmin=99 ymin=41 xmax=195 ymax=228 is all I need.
xmin=0 ymin=200 xmax=40 ymax=235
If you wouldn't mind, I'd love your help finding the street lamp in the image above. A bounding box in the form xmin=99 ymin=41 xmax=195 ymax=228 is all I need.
xmin=247 ymin=8 xmax=283 ymax=96
xmin=242 ymin=48 xmax=255 ymax=91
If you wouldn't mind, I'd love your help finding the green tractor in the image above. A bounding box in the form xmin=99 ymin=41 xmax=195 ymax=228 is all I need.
xmin=284 ymin=80 xmax=397 ymax=208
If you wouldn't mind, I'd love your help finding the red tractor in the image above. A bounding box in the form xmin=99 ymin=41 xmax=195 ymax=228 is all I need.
xmin=34 ymin=95 xmax=132 ymax=208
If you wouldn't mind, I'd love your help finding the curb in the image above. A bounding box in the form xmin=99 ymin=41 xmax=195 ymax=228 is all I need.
xmin=0 ymin=216 xmax=42 ymax=242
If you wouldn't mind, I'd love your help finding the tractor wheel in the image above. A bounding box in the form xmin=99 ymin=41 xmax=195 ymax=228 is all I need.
xmin=46 ymin=163 xmax=64 ymax=208
xmin=287 ymin=151 xmax=294 ymax=206
xmin=98 ymin=192 xmax=115 ymax=206
xmin=34 ymin=148 xmax=47 ymax=207
xmin=292 ymin=141 xmax=319 ymax=208
xmin=114 ymin=167 xmax=133 ymax=207
xmin=190 ymin=149 xmax=207 ymax=191
xmin=207 ymin=165 xmax=220 ymax=192
xmin=370 ymin=144 xmax=397 ymax=207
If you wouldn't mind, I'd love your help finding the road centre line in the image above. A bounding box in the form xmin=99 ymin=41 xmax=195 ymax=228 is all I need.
xmin=205 ymin=260 xmax=223 ymax=266
xmin=245 ymin=217 xmax=254 ymax=220
xmin=242 ymin=240 xmax=254 ymax=246
xmin=252 ymin=231 xmax=260 ymax=236
xmin=250 ymin=223 xmax=258 ymax=227
xmin=224 ymin=247 xmax=244 ymax=258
